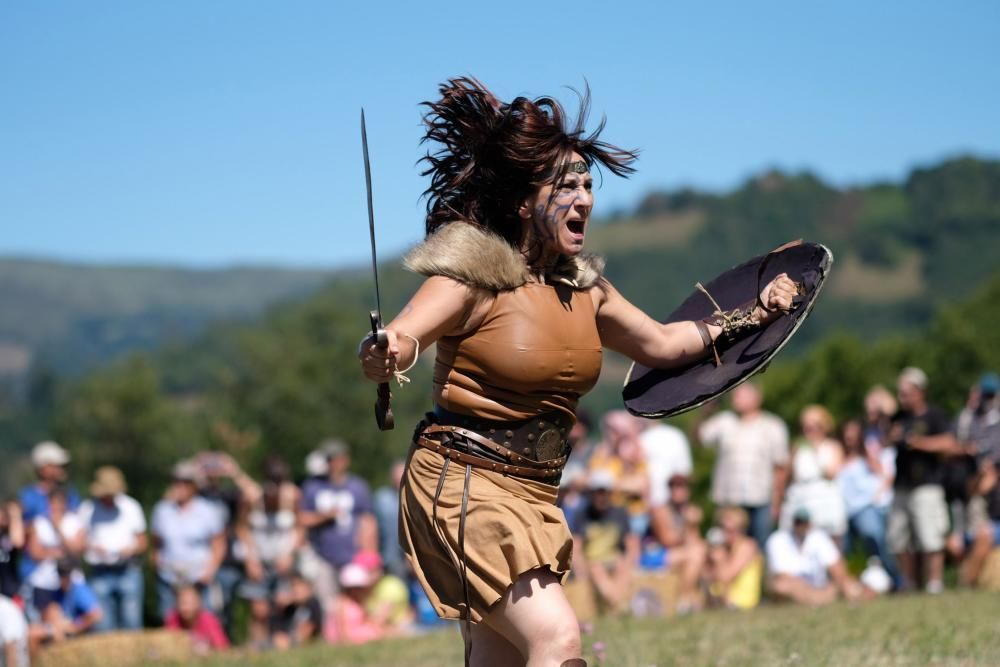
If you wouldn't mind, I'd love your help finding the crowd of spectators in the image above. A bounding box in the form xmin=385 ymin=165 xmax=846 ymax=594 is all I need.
xmin=1 ymin=365 xmax=999 ymax=664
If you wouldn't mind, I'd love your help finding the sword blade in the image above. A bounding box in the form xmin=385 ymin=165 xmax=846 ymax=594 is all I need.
xmin=361 ymin=108 xmax=382 ymax=329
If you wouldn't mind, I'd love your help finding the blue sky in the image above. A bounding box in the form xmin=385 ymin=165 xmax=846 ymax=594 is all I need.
xmin=2 ymin=1 xmax=998 ymax=268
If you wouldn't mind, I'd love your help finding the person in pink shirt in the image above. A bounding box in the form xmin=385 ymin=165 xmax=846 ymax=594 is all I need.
xmin=323 ymin=562 xmax=384 ymax=645
xmin=164 ymin=584 xmax=229 ymax=655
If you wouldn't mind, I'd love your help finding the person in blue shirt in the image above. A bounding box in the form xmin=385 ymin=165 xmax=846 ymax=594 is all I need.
xmin=18 ymin=442 xmax=81 ymax=522
xmin=33 ymin=558 xmax=103 ymax=644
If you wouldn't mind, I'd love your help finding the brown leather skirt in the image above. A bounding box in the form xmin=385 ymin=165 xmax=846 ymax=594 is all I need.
xmin=399 ymin=442 xmax=574 ymax=623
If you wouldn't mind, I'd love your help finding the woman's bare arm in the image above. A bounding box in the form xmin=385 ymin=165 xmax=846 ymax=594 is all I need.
xmin=593 ymin=275 xmax=797 ymax=369
xmin=359 ymin=276 xmax=490 ymax=383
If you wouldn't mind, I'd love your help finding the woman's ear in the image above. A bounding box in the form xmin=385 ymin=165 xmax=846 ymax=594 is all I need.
xmin=518 ymin=193 xmax=535 ymax=220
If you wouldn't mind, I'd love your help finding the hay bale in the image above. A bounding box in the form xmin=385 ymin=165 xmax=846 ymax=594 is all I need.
xmin=36 ymin=629 xmax=193 ymax=667
xmin=628 ymin=570 xmax=680 ymax=618
xmin=977 ymin=548 xmax=1000 ymax=591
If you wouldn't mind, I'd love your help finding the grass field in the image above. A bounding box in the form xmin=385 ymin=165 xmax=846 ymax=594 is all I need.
xmin=176 ymin=590 xmax=1000 ymax=667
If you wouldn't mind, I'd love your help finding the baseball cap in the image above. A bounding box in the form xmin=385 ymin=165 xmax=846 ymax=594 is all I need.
xmin=320 ymin=438 xmax=348 ymax=459
xmin=792 ymin=507 xmax=811 ymax=524
xmin=31 ymin=441 xmax=70 ymax=468
xmin=898 ymin=367 xmax=928 ymax=392
xmin=171 ymin=460 xmax=201 ymax=483
xmin=89 ymin=466 xmax=127 ymax=497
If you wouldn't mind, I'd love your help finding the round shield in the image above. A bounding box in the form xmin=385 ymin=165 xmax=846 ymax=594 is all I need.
xmin=623 ymin=240 xmax=833 ymax=419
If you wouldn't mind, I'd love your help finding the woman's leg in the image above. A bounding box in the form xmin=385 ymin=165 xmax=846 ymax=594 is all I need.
xmin=482 ymin=568 xmax=584 ymax=667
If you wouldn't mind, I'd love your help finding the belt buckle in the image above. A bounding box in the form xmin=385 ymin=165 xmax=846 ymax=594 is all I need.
xmin=535 ymin=427 xmax=564 ymax=461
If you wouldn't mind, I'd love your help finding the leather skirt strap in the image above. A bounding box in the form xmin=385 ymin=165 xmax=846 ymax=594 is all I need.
xmin=415 ymin=436 xmax=562 ymax=481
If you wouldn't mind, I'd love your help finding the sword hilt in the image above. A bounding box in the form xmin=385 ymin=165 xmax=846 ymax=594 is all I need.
xmin=370 ymin=310 xmax=395 ymax=431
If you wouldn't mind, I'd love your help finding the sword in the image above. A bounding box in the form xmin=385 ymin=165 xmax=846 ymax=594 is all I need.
xmin=361 ymin=108 xmax=394 ymax=430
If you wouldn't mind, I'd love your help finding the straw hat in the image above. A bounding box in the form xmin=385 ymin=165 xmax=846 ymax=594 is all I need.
xmin=90 ymin=466 xmax=127 ymax=497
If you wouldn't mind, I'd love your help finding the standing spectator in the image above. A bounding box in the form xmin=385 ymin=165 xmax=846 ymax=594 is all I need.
xmin=697 ymin=382 xmax=790 ymax=549
xmin=957 ymin=374 xmax=1000 ymax=585
xmin=838 ymin=419 xmax=900 ymax=588
xmin=25 ymin=490 xmax=84 ymax=614
xmin=164 ymin=583 xmax=229 ymax=655
xmin=32 ymin=558 xmax=103 ymax=642
xmin=236 ymin=457 xmax=303 ymax=648
xmin=951 ymin=374 xmax=1000 ymax=559
xmin=195 ymin=451 xmax=261 ymax=638
xmin=639 ymin=420 xmax=693 ymax=510
xmin=888 ymin=367 xmax=959 ymax=593
xmin=18 ymin=442 xmax=80 ymax=523
xmin=766 ymin=509 xmax=868 ymax=605
xmin=570 ymin=471 xmax=640 ymax=614
xmin=299 ymin=440 xmax=376 ymax=611
xmin=0 ymin=501 xmax=25 ymax=601
xmin=77 ymin=466 xmax=147 ymax=632
xmin=372 ymin=460 xmax=406 ymax=580
xmin=703 ymin=507 xmax=763 ymax=611
xmin=270 ymin=570 xmax=323 ymax=650
xmin=18 ymin=442 xmax=79 ymax=588
xmin=780 ymin=405 xmax=846 ymax=540
xmin=648 ymin=474 xmax=706 ymax=611
xmin=863 ymin=386 xmax=897 ymax=451
xmin=151 ymin=462 xmax=225 ymax=620
xmin=0 ymin=594 xmax=29 ymax=667
xmin=564 ymin=409 xmax=596 ymax=480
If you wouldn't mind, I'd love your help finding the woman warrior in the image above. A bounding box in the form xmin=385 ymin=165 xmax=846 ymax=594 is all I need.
xmin=359 ymin=77 xmax=798 ymax=667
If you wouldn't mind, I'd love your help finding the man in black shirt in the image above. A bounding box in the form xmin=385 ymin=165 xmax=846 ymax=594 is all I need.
xmin=887 ymin=367 xmax=960 ymax=593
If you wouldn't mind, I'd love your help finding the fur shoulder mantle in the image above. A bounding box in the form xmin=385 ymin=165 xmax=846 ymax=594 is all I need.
xmin=402 ymin=222 xmax=604 ymax=291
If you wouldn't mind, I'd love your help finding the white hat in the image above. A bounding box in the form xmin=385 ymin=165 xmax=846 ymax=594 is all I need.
xmin=339 ymin=563 xmax=372 ymax=588
xmin=32 ymin=441 xmax=70 ymax=468
xmin=898 ymin=367 xmax=928 ymax=392
xmin=305 ymin=450 xmax=329 ymax=477
xmin=588 ymin=470 xmax=616 ymax=492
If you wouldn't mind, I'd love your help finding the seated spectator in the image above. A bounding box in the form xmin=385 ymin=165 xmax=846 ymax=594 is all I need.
xmin=0 ymin=594 xmax=29 ymax=667
xmin=164 ymin=583 xmax=229 ymax=655
xmin=704 ymin=506 xmax=762 ymax=611
xmin=373 ymin=460 xmax=406 ymax=580
xmin=151 ymin=462 xmax=225 ymax=620
xmin=589 ymin=411 xmax=651 ymax=535
xmin=766 ymin=508 xmax=868 ymax=606
xmin=838 ymin=419 xmax=900 ymax=588
xmin=236 ymin=457 xmax=303 ymax=648
xmin=26 ymin=489 xmax=84 ymax=614
xmin=780 ymin=405 xmax=846 ymax=541
xmin=648 ymin=474 xmax=707 ymax=611
xmin=77 ymin=466 xmax=147 ymax=632
xmin=270 ymin=571 xmax=323 ymax=650
xmin=570 ymin=471 xmax=639 ymax=614
xmin=355 ymin=551 xmax=413 ymax=635
xmin=324 ymin=563 xmax=387 ymax=645
xmin=31 ymin=558 xmax=103 ymax=644
xmin=0 ymin=500 xmax=25 ymax=602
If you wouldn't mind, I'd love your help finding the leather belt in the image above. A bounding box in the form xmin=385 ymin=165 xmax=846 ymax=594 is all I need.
xmin=413 ymin=407 xmax=575 ymax=483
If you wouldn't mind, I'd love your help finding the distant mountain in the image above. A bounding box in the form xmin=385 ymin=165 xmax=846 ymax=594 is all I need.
xmin=0 ymin=259 xmax=334 ymax=386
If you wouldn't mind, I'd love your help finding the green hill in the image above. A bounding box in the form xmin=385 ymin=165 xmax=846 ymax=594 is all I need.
xmin=0 ymin=259 xmax=335 ymax=382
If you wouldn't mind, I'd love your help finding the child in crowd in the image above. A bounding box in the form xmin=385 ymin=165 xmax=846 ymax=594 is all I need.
xmin=704 ymin=507 xmax=763 ymax=610
xmin=324 ymin=562 xmax=384 ymax=645
xmin=270 ymin=571 xmax=323 ymax=650
xmin=164 ymin=584 xmax=229 ymax=655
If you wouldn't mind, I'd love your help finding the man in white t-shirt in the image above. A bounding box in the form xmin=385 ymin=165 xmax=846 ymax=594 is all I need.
xmin=0 ymin=594 xmax=29 ymax=667
xmin=766 ymin=508 xmax=866 ymax=605
xmin=640 ymin=423 xmax=693 ymax=508
xmin=698 ymin=382 xmax=789 ymax=549
xmin=77 ymin=467 xmax=148 ymax=631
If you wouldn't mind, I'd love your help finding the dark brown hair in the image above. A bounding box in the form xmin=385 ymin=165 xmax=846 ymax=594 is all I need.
xmin=420 ymin=77 xmax=637 ymax=247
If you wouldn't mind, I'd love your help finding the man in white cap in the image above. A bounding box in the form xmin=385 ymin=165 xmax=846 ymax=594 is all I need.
xmin=888 ymin=366 xmax=959 ymax=593
xmin=18 ymin=442 xmax=79 ymax=523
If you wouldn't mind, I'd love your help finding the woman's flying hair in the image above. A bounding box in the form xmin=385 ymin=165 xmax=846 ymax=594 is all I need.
xmin=420 ymin=77 xmax=637 ymax=247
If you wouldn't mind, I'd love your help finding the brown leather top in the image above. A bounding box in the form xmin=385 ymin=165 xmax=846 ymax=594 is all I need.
xmin=434 ymin=282 xmax=602 ymax=421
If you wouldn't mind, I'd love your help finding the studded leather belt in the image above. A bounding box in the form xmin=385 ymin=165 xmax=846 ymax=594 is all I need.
xmin=412 ymin=407 xmax=576 ymax=483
